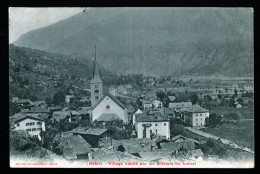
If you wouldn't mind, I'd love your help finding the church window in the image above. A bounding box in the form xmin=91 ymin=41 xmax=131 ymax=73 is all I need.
xmin=95 ymin=96 xmax=99 ymax=99
xmin=94 ymin=89 xmax=99 ymax=93
xmin=106 ymin=105 xmax=110 ymax=109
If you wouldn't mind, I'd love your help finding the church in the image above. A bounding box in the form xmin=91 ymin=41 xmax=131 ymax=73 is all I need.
xmin=89 ymin=48 xmax=128 ymax=124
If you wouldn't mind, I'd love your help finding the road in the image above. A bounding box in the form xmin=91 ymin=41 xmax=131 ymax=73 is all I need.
xmin=185 ymin=127 xmax=254 ymax=154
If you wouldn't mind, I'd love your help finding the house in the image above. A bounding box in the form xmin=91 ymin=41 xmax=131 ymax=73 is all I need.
xmin=171 ymin=135 xmax=200 ymax=145
xmin=12 ymin=115 xmax=46 ymax=140
xmin=69 ymin=127 xmax=113 ymax=148
xmin=135 ymin=114 xmax=170 ymax=139
xmin=132 ymin=108 xmax=143 ymax=125
xmin=143 ymin=100 xmax=153 ymax=110
xmin=11 ymin=97 xmax=19 ymax=103
xmin=65 ymin=95 xmax=75 ymax=104
xmin=163 ymin=108 xmax=175 ymax=117
xmin=32 ymin=101 xmax=46 ymax=107
xmin=168 ymin=95 xmax=176 ymax=102
xmin=58 ymin=134 xmax=92 ymax=161
xmin=109 ymin=87 xmax=117 ymax=96
xmin=168 ymin=102 xmax=192 ymax=112
xmin=152 ymin=99 xmax=163 ymax=109
xmin=234 ymin=102 xmax=243 ymax=108
xmin=183 ymin=105 xmax=209 ymax=127
xmin=91 ymin=92 xmax=128 ymax=123
xmin=89 ymin=147 xmax=143 ymax=162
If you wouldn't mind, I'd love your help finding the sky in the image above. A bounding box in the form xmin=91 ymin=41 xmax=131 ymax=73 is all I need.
xmin=9 ymin=7 xmax=85 ymax=43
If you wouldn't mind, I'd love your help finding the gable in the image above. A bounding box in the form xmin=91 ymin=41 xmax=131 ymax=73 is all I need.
xmin=92 ymin=93 xmax=126 ymax=111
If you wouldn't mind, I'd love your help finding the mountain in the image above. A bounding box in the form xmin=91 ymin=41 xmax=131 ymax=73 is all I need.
xmin=9 ymin=45 xmax=114 ymax=100
xmin=13 ymin=8 xmax=254 ymax=77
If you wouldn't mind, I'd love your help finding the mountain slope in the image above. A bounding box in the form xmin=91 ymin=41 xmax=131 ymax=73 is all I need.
xmin=13 ymin=8 xmax=254 ymax=77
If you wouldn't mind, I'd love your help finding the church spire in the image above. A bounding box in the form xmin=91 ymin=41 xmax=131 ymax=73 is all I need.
xmin=93 ymin=45 xmax=101 ymax=80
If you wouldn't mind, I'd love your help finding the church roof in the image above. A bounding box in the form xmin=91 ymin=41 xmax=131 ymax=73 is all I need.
xmin=96 ymin=113 xmax=123 ymax=122
xmin=91 ymin=92 xmax=126 ymax=111
xmin=90 ymin=50 xmax=102 ymax=83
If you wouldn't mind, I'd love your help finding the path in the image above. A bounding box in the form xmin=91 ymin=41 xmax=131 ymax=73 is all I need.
xmin=185 ymin=127 xmax=254 ymax=154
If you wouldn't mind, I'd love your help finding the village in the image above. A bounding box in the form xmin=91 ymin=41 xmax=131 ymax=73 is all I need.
xmin=9 ymin=51 xmax=255 ymax=166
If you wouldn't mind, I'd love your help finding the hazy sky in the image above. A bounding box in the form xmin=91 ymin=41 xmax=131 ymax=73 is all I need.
xmin=9 ymin=7 xmax=85 ymax=43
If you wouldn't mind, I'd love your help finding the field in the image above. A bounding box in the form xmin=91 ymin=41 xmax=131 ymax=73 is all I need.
xmin=201 ymin=120 xmax=254 ymax=149
xmin=211 ymin=106 xmax=254 ymax=119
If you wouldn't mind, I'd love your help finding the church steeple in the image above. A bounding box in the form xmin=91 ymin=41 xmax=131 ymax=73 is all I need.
xmin=90 ymin=45 xmax=103 ymax=106
xmin=92 ymin=45 xmax=101 ymax=80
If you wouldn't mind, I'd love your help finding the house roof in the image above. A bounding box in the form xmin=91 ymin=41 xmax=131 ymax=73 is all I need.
xmin=171 ymin=135 xmax=186 ymax=142
xmin=136 ymin=114 xmax=170 ymax=122
xmin=71 ymin=127 xmax=109 ymax=136
xmin=62 ymin=146 xmax=77 ymax=160
xmin=112 ymin=138 xmax=152 ymax=153
xmin=164 ymin=109 xmax=175 ymax=115
xmin=183 ymin=105 xmax=209 ymax=113
xmin=59 ymin=135 xmax=92 ymax=156
xmin=22 ymin=108 xmax=50 ymax=113
xmin=169 ymin=102 xmax=192 ymax=108
xmin=96 ymin=113 xmax=123 ymax=122
xmin=52 ymin=111 xmax=70 ymax=122
xmin=91 ymin=92 xmax=126 ymax=111
xmin=90 ymin=148 xmax=143 ymax=162
xmin=161 ymin=141 xmax=195 ymax=152
xmin=14 ymin=115 xmax=44 ymax=124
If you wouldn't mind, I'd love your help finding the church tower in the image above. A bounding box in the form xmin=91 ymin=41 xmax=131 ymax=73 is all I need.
xmin=90 ymin=45 xmax=103 ymax=106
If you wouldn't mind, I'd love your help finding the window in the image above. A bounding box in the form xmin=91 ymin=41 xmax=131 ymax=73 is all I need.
xmin=196 ymin=119 xmax=198 ymax=121
xmin=37 ymin=128 xmax=42 ymax=131
xmin=17 ymin=124 xmax=20 ymax=127
xmin=94 ymin=89 xmax=99 ymax=93
xmin=200 ymin=114 xmax=202 ymax=116
xmin=196 ymin=114 xmax=198 ymax=116
xmin=26 ymin=129 xmax=31 ymax=132
xmin=156 ymin=129 xmax=158 ymax=135
xmin=95 ymin=96 xmax=99 ymax=99
xmin=94 ymin=85 xmax=99 ymax=89
xmin=164 ymin=123 xmax=167 ymax=126
xmin=106 ymin=105 xmax=110 ymax=109
xmin=37 ymin=122 xmax=42 ymax=125
xmin=201 ymin=118 xmax=202 ymax=121
xmin=32 ymin=128 xmax=36 ymax=131
xmin=155 ymin=124 xmax=157 ymax=126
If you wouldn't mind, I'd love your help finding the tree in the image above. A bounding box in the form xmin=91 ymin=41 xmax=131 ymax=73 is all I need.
xmin=189 ymin=93 xmax=199 ymax=105
xmin=205 ymin=113 xmax=222 ymax=127
xmin=45 ymin=97 xmax=53 ymax=107
xmin=53 ymin=90 xmax=66 ymax=106
xmin=237 ymin=98 xmax=244 ymax=103
xmin=234 ymin=88 xmax=238 ymax=98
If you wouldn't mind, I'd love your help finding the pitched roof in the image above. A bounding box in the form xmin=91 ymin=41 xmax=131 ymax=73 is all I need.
xmin=91 ymin=92 xmax=126 ymax=110
xmin=136 ymin=114 xmax=170 ymax=122
xmin=59 ymin=135 xmax=92 ymax=156
xmin=169 ymin=102 xmax=192 ymax=108
xmin=62 ymin=146 xmax=77 ymax=160
xmin=71 ymin=127 xmax=109 ymax=136
xmin=112 ymin=138 xmax=152 ymax=153
xmin=90 ymin=148 xmax=143 ymax=162
xmin=14 ymin=115 xmax=44 ymax=124
xmin=183 ymin=105 xmax=209 ymax=113
xmin=161 ymin=141 xmax=195 ymax=152
xmin=96 ymin=113 xmax=123 ymax=122
xmin=171 ymin=135 xmax=187 ymax=142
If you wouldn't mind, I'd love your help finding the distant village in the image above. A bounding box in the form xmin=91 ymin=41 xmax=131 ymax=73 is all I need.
xmin=9 ymin=54 xmax=254 ymax=164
